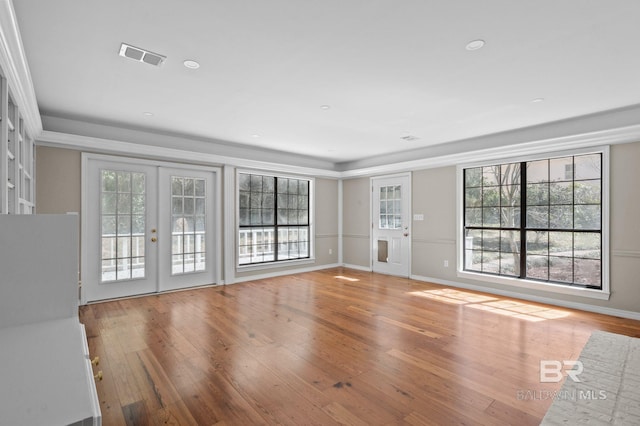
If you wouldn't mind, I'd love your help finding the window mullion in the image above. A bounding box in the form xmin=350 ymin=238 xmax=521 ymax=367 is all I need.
xmin=519 ymin=161 xmax=527 ymax=279
xmin=274 ymin=177 xmax=278 ymax=262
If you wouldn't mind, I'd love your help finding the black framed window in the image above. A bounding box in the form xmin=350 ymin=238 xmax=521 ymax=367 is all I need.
xmin=238 ymin=173 xmax=310 ymax=265
xmin=463 ymin=153 xmax=602 ymax=289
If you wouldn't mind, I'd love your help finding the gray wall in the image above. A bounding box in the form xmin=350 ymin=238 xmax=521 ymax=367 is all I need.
xmin=342 ymin=177 xmax=370 ymax=268
xmin=411 ymin=166 xmax=457 ymax=279
xmin=36 ymin=146 xmax=81 ymax=214
xmin=315 ymin=178 xmax=340 ymax=264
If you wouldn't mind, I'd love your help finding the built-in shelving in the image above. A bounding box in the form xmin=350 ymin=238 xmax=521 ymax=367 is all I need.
xmin=0 ymin=66 xmax=34 ymax=214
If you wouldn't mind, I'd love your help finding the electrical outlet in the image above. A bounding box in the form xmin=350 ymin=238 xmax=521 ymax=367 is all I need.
xmin=443 ymin=260 xmax=449 ymax=267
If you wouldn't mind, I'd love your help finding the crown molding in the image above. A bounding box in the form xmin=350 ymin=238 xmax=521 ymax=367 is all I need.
xmin=38 ymin=120 xmax=640 ymax=180
xmin=341 ymin=123 xmax=640 ymax=178
xmin=0 ymin=0 xmax=42 ymax=138
xmin=37 ymin=130 xmax=343 ymax=179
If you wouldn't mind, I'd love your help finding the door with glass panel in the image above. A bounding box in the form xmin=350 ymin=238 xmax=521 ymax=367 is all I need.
xmin=84 ymin=160 xmax=158 ymax=302
xmin=158 ymin=167 xmax=215 ymax=291
xmin=371 ymin=174 xmax=411 ymax=277
xmin=83 ymin=158 xmax=216 ymax=302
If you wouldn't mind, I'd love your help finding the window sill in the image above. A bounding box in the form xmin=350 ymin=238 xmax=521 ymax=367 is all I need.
xmin=237 ymin=257 xmax=316 ymax=273
xmin=457 ymin=270 xmax=610 ymax=301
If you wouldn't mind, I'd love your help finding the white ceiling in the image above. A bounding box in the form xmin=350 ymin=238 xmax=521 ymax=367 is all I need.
xmin=12 ymin=1 xmax=640 ymax=166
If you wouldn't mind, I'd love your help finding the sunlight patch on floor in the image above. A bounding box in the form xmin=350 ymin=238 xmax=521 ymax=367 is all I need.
xmin=409 ymin=288 xmax=571 ymax=322
xmin=334 ymin=275 xmax=360 ymax=282
xmin=409 ymin=288 xmax=497 ymax=304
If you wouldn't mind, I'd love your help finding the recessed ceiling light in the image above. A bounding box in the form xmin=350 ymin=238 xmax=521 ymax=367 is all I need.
xmin=465 ymin=39 xmax=485 ymax=51
xmin=183 ymin=60 xmax=200 ymax=69
xmin=531 ymin=98 xmax=545 ymax=103
xmin=320 ymin=105 xmax=331 ymax=110
xmin=143 ymin=112 xmax=154 ymax=116
xmin=251 ymin=134 xmax=260 ymax=138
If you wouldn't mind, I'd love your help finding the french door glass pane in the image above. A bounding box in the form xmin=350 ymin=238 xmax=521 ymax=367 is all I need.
xmin=171 ymin=176 xmax=206 ymax=275
xmin=100 ymin=170 xmax=146 ymax=282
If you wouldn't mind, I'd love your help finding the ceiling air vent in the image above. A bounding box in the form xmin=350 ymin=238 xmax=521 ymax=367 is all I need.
xmin=118 ymin=43 xmax=166 ymax=66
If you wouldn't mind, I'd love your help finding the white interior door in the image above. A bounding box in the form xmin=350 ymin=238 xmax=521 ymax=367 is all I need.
xmin=158 ymin=167 xmax=215 ymax=291
xmin=83 ymin=157 xmax=217 ymax=303
xmin=372 ymin=174 xmax=411 ymax=277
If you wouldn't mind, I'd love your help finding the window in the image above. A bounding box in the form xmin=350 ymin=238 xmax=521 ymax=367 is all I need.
xmin=463 ymin=152 xmax=603 ymax=289
xmin=238 ymin=173 xmax=310 ymax=265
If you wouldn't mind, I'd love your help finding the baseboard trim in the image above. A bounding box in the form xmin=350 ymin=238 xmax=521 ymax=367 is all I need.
xmin=230 ymin=263 xmax=342 ymax=284
xmin=410 ymin=274 xmax=640 ymax=321
xmin=342 ymin=263 xmax=372 ymax=272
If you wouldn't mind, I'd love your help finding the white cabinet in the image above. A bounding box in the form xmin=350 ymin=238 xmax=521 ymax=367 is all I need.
xmin=0 ymin=319 xmax=101 ymax=426
xmin=0 ymin=215 xmax=101 ymax=425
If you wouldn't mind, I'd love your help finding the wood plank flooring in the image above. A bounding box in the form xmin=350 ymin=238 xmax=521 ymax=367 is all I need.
xmin=79 ymin=267 xmax=640 ymax=425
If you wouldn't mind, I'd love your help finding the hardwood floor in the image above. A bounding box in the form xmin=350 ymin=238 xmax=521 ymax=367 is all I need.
xmin=80 ymin=268 xmax=640 ymax=425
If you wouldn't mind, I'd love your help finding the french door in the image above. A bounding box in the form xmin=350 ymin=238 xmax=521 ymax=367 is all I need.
xmin=157 ymin=167 xmax=215 ymax=291
xmin=82 ymin=156 xmax=217 ymax=303
xmin=371 ymin=174 xmax=411 ymax=277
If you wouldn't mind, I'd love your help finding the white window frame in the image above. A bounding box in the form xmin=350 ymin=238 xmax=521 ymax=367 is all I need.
xmin=235 ymin=169 xmax=315 ymax=271
xmin=456 ymin=146 xmax=610 ymax=300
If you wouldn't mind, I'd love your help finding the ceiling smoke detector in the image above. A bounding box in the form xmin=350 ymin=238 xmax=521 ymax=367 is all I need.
xmin=119 ymin=43 xmax=166 ymax=66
